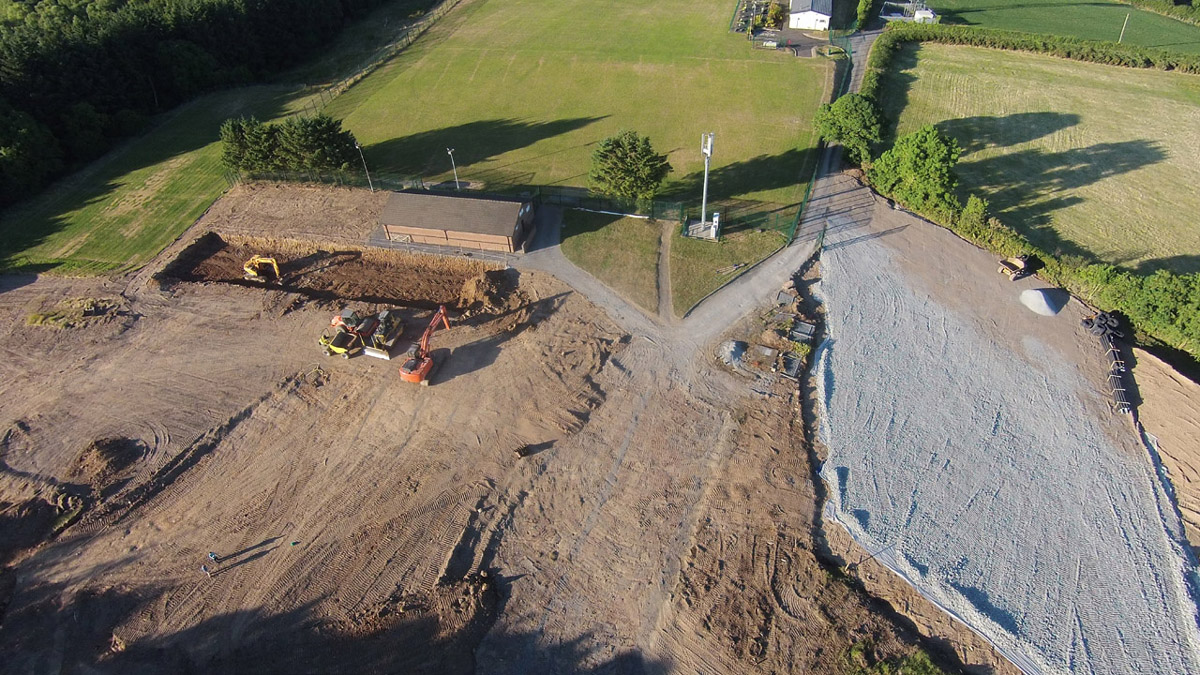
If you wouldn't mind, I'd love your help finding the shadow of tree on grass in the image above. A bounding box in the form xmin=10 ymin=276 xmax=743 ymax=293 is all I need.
xmin=937 ymin=112 xmax=1081 ymax=155
xmin=364 ymin=117 xmax=606 ymax=181
xmin=961 ymin=139 xmax=1166 ymax=260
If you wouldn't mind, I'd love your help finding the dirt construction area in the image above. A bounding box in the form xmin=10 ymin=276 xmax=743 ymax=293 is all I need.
xmin=4 ymin=180 xmax=1199 ymax=674
xmin=0 ymin=187 xmax=988 ymax=675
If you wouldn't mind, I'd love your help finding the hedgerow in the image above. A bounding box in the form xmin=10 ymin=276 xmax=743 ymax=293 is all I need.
xmin=860 ymin=23 xmax=1200 ymax=359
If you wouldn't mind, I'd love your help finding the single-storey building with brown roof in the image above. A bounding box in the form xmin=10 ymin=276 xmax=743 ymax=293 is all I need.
xmin=379 ymin=191 xmax=534 ymax=253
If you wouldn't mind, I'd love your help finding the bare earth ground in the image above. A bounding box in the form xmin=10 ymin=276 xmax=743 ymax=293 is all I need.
xmin=1133 ymin=348 xmax=1200 ymax=554
xmin=0 ymin=183 xmax=1005 ymax=674
xmin=199 ymin=183 xmax=391 ymax=245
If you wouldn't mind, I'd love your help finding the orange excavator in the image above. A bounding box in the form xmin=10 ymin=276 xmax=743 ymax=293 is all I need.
xmin=399 ymin=305 xmax=450 ymax=385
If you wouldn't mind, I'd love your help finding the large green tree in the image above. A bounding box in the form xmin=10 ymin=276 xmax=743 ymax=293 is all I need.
xmin=221 ymin=114 xmax=358 ymax=174
xmin=276 ymin=115 xmax=358 ymax=172
xmin=589 ymin=130 xmax=673 ymax=202
xmin=813 ymin=93 xmax=882 ymax=166
xmin=867 ymin=124 xmax=960 ymax=216
xmin=0 ymin=99 xmax=61 ymax=203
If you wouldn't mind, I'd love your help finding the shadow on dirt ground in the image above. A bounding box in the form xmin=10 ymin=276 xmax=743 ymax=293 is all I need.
xmin=0 ymin=564 xmax=667 ymax=675
xmin=437 ymin=293 xmax=569 ymax=384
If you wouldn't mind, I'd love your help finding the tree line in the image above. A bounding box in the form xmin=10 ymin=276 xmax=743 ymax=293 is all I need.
xmin=220 ymin=115 xmax=359 ymax=173
xmin=817 ymin=24 xmax=1200 ymax=361
xmin=0 ymin=0 xmax=430 ymax=206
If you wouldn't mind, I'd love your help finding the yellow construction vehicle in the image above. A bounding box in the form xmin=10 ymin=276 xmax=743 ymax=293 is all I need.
xmin=243 ymin=256 xmax=282 ymax=284
xmin=997 ymin=255 xmax=1032 ymax=281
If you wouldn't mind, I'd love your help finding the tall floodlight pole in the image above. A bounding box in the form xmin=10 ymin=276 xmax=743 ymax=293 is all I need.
xmin=1119 ymin=13 xmax=1130 ymax=43
xmin=447 ymin=148 xmax=461 ymax=190
xmin=355 ymin=143 xmax=374 ymax=193
xmin=700 ymin=132 xmax=714 ymax=225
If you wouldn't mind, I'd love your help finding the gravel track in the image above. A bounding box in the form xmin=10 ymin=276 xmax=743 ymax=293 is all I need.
xmin=814 ymin=210 xmax=1200 ymax=674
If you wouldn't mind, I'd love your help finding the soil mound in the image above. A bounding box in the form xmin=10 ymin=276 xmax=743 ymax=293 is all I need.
xmin=459 ymin=269 xmax=521 ymax=315
xmin=70 ymin=437 xmax=144 ymax=490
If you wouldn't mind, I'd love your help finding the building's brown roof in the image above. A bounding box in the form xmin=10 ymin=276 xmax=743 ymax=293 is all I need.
xmin=379 ymin=191 xmax=527 ymax=237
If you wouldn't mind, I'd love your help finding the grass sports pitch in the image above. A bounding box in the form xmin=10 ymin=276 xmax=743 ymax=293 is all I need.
xmin=929 ymin=0 xmax=1200 ymax=53
xmin=327 ymin=0 xmax=831 ymax=207
xmin=880 ymin=43 xmax=1200 ymax=274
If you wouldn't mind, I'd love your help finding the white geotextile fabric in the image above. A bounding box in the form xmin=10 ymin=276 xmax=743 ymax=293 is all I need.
xmin=814 ymin=228 xmax=1200 ymax=674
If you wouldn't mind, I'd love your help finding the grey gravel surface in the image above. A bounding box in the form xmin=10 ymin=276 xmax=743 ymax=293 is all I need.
xmin=815 ymin=213 xmax=1200 ymax=674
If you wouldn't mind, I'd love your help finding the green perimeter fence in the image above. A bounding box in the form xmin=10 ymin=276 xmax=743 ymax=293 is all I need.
xmin=533 ymin=186 xmax=683 ymax=221
xmin=239 ymin=17 xmax=859 ymax=244
xmin=230 ymin=171 xmax=683 ymax=220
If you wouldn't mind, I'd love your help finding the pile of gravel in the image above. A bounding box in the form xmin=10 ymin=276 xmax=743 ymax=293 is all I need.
xmin=1019 ymin=288 xmax=1069 ymax=316
xmin=815 ymin=222 xmax=1200 ymax=674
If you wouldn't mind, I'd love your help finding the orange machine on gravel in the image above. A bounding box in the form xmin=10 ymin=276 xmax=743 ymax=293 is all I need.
xmin=400 ymin=305 xmax=450 ymax=385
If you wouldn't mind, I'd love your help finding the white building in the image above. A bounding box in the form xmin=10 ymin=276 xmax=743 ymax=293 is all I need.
xmin=789 ymin=0 xmax=833 ymax=30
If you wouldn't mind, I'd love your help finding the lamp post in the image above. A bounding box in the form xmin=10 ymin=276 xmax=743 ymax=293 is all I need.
xmin=355 ymin=142 xmax=374 ymax=193
xmin=700 ymin=132 xmax=714 ymax=225
xmin=447 ymin=147 xmax=460 ymax=190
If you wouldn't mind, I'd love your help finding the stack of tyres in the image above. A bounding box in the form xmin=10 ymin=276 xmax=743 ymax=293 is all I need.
xmin=1081 ymin=312 xmax=1123 ymax=340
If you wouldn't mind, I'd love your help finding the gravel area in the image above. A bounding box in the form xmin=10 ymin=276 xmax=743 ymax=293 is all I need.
xmin=814 ymin=206 xmax=1200 ymax=674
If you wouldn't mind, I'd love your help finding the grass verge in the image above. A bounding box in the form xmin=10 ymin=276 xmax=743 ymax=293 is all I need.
xmin=560 ymin=210 xmax=660 ymax=313
xmin=880 ymin=42 xmax=1200 ymax=273
xmin=929 ymin=0 xmax=1200 ymax=52
xmin=671 ymin=228 xmax=786 ymax=316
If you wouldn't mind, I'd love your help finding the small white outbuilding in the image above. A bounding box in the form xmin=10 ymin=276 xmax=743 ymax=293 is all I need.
xmin=789 ymin=0 xmax=833 ymax=30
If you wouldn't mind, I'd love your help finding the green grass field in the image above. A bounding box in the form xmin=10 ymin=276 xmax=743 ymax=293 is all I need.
xmin=671 ymin=228 xmax=785 ymax=315
xmin=560 ymin=211 xmax=660 ymax=313
xmin=0 ymin=0 xmax=436 ymax=275
xmin=880 ymin=43 xmax=1200 ymax=273
xmin=929 ymin=0 xmax=1200 ymax=53
xmin=0 ymin=87 xmax=302 ymax=274
xmin=328 ymin=0 xmax=831 ymax=206
xmin=0 ymin=0 xmax=829 ymax=277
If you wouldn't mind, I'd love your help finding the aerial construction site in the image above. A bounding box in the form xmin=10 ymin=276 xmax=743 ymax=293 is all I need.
xmin=1 ymin=180 xmax=1198 ymax=675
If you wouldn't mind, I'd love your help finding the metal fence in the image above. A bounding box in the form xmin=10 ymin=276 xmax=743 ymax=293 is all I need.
xmin=680 ymin=21 xmax=859 ymax=246
xmin=533 ymin=186 xmax=683 ymax=221
xmin=679 ymin=204 xmax=800 ymax=240
xmin=241 ymin=6 xmax=858 ymax=248
xmin=806 ymin=26 xmax=858 ymax=251
xmin=232 ymin=170 xmax=426 ymax=192
xmin=229 ymin=171 xmax=684 ymax=221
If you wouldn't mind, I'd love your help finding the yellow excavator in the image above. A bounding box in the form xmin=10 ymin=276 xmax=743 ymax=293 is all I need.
xmin=243 ymin=255 xmax=282 ymax=284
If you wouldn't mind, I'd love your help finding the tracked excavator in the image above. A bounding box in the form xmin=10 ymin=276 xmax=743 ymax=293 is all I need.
xmin=243 ymin=256 xmax=282 ymax=284
xmin=399 ymin=305 xmax=450 ymax=385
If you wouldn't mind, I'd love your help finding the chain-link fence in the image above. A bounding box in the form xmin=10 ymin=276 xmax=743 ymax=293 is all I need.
xmin=231 ymin=170 xmax=426 ymax=192
xmin=228 ymin=171 xmax=684 ymax=221
xmin=533 ymin=186 xmax=682 ymax=221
